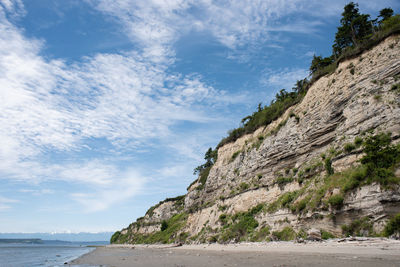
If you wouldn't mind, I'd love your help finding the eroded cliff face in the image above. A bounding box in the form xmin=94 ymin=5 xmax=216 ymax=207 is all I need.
xmin=114 ymin=35 xmax=400 ymax=244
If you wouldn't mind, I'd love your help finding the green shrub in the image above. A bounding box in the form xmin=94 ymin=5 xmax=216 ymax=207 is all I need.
xmin=383 ymin=213 xmax=400 ymax=237
xmin=351 ymin=165 xmax=368 ymax=181
xmin=374 ymin=95 xmax=382 ymax=101
xmin=218 ymin=205 xmax=227 ymax=211
xmin=110 ymin=231 xmax=121 ymax=243
xmin=195 ymin=167 xmax=212 ymax=191
xmin=252 ymin=137 xmax=265 ymax=150
xmin=321 ymin=230 xmax=335 ymax=240
xmin=208 ymin=235 xmax=219 ymax=243
xmin=161 ymin=220 xmax=168 ymax=231
xmin=344 ymin=143 xmax=356 ymax=153
xmin=325 ymin=157 xmax=334 ymax=175
xmin=294 ymin=197 xmax=309 ymax=212
xmin=281 ymin=192 xmax=296 ymax=208
xmin=219 ymin=214 xmax=228 ymax=225
xmin=391 ymin=83 xmax=400 ymax=91
xmin=340 ymin=165 xmax=367 ymax=192
xmin=361 ymin=133 xmax=399 ymax=169
xmin=219 ymin=212 xmax=259 ymax=242
xmin=328 ymin=194 xmax=344 ymax=209
xmin=251 ymin=226 xmax=270 ymax=242
xmin=296 ymin=229 xmax=307 ymax=239
xmin=239 ymin=182 xmax=249 ymax=191
xmin=231 ymin=150 xmax=241 ymax=162
xmin=360 ymin=133 xmax=400 ymax=185
xmin=289 ymin=112 xmax=300 ymax=123
xmin=178 ymin=232 xmax=189 ymax=243
xmin=381 ymin=14 xmax=400 ymax=31
xmin=341 ymin=178 xmax=360 ymax=193
xmin=354 ymin=136 xmax=363 ymax=147
xmin=272 ymin=226 xmax=296 ymax=241
xmin=276 ymin=176 xmax=293 ymax=186
xmin=267 ymin=191 xmax=299 ymax=213
xmin=341 ymin=217 xmax=373 ymax=237
xmin=249 ymin=203 xmax=265 ymax=215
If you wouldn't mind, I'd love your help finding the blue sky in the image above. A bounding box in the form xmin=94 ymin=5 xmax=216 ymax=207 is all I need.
xmin=1 ymin=0 xmax=399 ymax=234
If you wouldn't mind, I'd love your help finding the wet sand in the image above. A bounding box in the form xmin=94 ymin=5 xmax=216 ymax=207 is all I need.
xmin=70 ymin=238 xmax=400 ymax=267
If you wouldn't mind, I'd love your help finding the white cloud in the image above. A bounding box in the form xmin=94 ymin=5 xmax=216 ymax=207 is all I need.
xmin=305 ymin=51 xmax=315 ymax=57
xmin=0 ymin=0 xmax=25 ymax=17
xmin=0 ymin=8 xmax=224 ymax=173
xmin=262 ymin=68 xmax=309 ymax=90
xmin=70 ymin=170 xmax=144 ymax=212
xmin=0 ymin=2 xmax=247 ymax=212
xmin=19 ymin=188 xmax=54 ymax=196
xmin=0 ymin=196 xmax=18 ymax=211
xmin=93 ymin=0 xmax=400 ymax=53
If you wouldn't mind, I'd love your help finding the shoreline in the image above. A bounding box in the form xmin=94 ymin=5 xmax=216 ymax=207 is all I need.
xmin=70 ymin=238 xmax=400 ymax=267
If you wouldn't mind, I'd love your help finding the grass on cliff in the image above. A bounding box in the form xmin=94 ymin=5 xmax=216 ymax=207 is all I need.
xmin=113 ymin=213 xmax=188 ymax=244
xmin=145 ymin=195 xmax=185 ymax=217
xmin=341 ymin=217 xmax=375 ymax=237
xmin=383 ymin=213 xmax=400 ymax=237
xmin=272 ymin=226 xmax=296 ymax=241
xmin=217 ymin=89 xmax=305 ymax=148
xmin=218 ymin=204 xmax=264 ymax=243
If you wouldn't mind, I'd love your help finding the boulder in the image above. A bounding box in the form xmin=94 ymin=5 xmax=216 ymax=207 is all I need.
xmin=307 ymin=228 xmax=322 ymax=241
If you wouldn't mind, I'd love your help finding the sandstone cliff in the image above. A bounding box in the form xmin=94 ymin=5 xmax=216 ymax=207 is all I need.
xmin=112 ymin=34 xmax=400 ymax=244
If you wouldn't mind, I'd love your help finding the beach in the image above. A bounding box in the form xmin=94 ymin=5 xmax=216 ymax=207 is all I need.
xmin=70 ymin=238 xmax=400 ymax=267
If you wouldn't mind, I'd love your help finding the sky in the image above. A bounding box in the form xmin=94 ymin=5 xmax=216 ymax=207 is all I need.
xmin=1 ymin=0 xmax=399 ymax=235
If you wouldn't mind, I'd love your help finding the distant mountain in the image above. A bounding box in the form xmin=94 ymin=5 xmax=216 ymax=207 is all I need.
xmin=0 ymin=232 xmax=113 ymax=242
xmin=0 ymin=238 xmax=43 ymax=244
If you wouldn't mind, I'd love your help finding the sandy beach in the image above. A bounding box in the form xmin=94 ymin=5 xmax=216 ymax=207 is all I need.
xmin=70 ymin=238 xmax=400 ymax=267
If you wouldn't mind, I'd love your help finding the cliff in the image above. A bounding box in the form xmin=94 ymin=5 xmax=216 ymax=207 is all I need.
xmin=112 ymin=34 xmax=400 ymax=244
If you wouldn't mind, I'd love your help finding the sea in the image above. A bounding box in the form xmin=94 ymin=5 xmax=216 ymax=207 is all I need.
xmin=0 ymin=240 xmax=107 ymax=267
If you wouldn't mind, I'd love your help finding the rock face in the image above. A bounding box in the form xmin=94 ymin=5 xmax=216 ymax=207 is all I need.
xmin=114 ymin=35 xmax=400 ymax=244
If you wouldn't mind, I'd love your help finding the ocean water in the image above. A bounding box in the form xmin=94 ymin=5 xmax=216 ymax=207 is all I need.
xmin=0 ymin=242 xmax=106 ymax=267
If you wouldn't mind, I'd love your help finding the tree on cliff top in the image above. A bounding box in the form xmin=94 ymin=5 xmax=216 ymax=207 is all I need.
xmin=333 ymin=2 xmax=372 ymax=55
xmin=378 ymin=8 xmax=394 ymax=24
xmin=193 ymin=147 xmax=217 ymax=175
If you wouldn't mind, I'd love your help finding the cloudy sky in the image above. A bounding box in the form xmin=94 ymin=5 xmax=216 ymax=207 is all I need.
xmin=1 ymin=0 xmax=398 ymax=234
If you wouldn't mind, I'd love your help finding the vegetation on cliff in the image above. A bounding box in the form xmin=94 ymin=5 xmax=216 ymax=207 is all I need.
xmin=111 ymin=2 xmax=400 ymax=245
xmin=217 ymin=2 xmax=400 ymax=148
xmin=113 ymin=130 xmax=400 ymax=244
xmin=265 ymin=132 xmax=400 ymax=216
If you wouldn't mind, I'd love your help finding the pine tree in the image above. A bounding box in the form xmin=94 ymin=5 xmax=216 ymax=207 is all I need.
xmin=378 ymin=8 xmax=394 ymax=24
xmin=332 ymin=2 xmax=372 ymax=55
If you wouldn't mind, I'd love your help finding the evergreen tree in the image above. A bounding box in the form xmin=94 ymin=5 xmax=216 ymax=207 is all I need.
xmin=332 ymin=2 xmax=372 ymax=55
xmin=333 ymin=2 xmax=360 ymax=55
xmin=309 ymin=55 xmax=334 ymax=74
xmin=378 ymin=8 xmax=394 ymax=24
xmin=293 ymin=78 xmax=309 ymax=95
